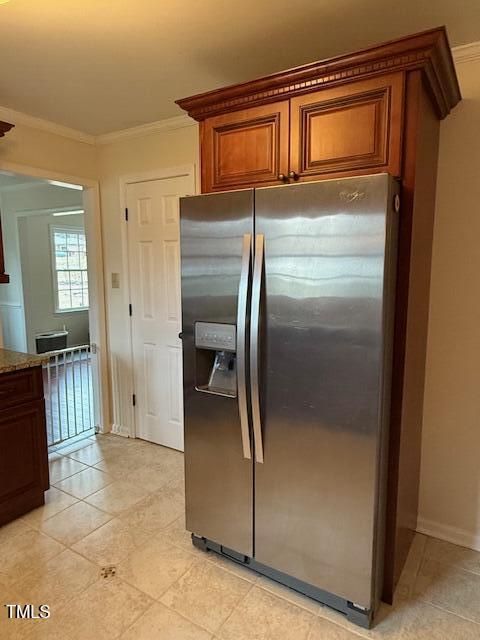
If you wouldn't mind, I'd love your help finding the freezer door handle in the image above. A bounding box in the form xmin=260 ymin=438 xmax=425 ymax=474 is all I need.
xmin=237 ymin=233 xmax=252 ymax=459
xmin=250 ymin=233 xmax=265 ymax=464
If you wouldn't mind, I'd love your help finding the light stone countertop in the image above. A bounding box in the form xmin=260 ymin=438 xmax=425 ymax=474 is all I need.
xmin=0 ymin=348 xmax=48 ymax=374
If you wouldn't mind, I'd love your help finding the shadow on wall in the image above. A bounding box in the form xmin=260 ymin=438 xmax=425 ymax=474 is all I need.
xmin=419 ymin=57 xmax=480 ymax=550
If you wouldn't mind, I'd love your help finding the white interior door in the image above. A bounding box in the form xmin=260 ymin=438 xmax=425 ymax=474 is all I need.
xmin=126 ymin=174 xmax=193 ymax=450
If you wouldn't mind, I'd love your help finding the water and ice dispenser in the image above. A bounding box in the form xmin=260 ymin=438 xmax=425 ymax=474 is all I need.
xmin=194 ymin=322 xmax=237 ymax=397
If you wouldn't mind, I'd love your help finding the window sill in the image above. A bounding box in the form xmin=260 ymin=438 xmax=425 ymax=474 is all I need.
xmin=54 ymin=308 xmax=89 ymax=315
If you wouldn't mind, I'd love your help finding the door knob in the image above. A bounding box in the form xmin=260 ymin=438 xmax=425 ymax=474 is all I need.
xmin=288 ymin=171 xmax=299 ymax=181
xmin=277 ymin=173 xmax=288 ymax=183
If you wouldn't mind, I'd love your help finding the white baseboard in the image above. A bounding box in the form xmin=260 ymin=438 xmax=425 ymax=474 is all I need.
xmin=95 ymin=423 xmax=108 ymax=434
xmin=417 ymin=516 xmax=480 ymax=552
xmin=111 ymin=423 xmax=133 ymax=438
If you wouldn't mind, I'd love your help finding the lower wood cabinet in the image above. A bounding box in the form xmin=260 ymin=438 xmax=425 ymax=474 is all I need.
xmin=0 ymin=367 xmax=49 ymax=526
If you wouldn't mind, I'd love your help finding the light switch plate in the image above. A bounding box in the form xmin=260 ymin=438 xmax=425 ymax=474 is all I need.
xmin=111 ymin=272 xmax=120 ymax=289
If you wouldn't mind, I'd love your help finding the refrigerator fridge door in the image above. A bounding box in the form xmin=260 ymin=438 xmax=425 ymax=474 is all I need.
xmin=180 ymin=189 xmax=255 ymax=556
xmin=253 ymin=175 xmax=398 ymax=608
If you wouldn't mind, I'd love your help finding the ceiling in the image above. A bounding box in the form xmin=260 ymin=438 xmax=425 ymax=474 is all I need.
xmin=0 ymin=0 xmax=479 ymax=135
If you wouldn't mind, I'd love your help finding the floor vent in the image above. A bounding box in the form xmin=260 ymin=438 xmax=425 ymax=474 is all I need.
xmin=100 ymin=566 xmax=116 ymax=579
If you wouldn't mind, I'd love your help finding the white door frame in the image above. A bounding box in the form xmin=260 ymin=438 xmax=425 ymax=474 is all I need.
xmin=119 ymin=164 xmax=196 ymax=439
xmin=0 ymin=159 xmax=110 ymax=432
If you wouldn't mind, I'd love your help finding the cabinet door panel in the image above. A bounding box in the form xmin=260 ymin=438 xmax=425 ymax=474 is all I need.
xmin=201 ymin=101 xmax=289 ymax=192
xmin=290 ymin=73 xmax=404 ymax=180
xmin=0 ymin=399 xmax=49 ymax=525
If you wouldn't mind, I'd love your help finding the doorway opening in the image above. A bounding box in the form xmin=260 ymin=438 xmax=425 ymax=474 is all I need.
xmin=0 ymin=170 xmax=99 ymax=448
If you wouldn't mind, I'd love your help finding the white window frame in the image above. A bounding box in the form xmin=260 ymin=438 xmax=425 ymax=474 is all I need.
xmin=50 ymin=225 xmax=89 ymax=313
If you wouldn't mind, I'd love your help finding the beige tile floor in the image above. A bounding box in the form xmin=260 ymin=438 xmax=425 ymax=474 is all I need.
xmin=1 ymin=434 xmax=479 ymax=639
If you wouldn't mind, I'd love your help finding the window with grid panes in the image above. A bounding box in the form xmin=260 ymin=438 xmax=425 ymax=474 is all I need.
xmin=51 ymin=227 xmax=89 ymax=311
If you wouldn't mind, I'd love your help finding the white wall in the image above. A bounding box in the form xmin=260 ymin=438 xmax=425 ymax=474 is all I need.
xmin=18 ymin=212 xmax=89 ymax=352
xmin=0 ymin=183 xmax=87 ymax=351
xmin=97 ymin=121 xmax=199 ymax=433
xmin=418 ymin=53 xmax=480 ymax=550
xmin=0 ymin=121 xmax=97 ymax=180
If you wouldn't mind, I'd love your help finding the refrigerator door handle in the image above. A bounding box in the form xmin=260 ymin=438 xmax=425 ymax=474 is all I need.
xmin=237 ymin=233 xmax=252 ymax=460
xmin=250 ymin=233 xmax=265 ymax=464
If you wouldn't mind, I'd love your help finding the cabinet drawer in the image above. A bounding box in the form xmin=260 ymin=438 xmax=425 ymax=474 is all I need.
xmin=0 ymin=366 xmax=44 ymax=409
xmin=290 ymin=73 xmax=404 ymax=180
xmin=201 ymin=101 xmax=289 ymax=192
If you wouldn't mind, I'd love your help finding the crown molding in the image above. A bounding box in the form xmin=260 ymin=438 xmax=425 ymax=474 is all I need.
xmin=95 ymin=114 xmax=196 ymax=145
xmin=452 ymin=41 xmax=480 ymax=64
xmin=0 ymin=106 xmax=95 ymax=145
xmin=177 ymin=27 xmax=461 ymax=121
xmin=0 ymin=107 xmax=195 ymax=147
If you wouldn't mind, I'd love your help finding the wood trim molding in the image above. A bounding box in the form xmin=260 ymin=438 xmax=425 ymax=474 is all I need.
xmin=177 ymin=27 xmax=460 ymax=121
xmin=0 ymin=121 xmax=14 ymax=138
xmin=453 ymin=41 xmax=480 ymax=64
xmin=96 ymin=114 xmax=196 ymax=145
xmin=0 ymin=107 xmax=94 ymax=144
xmin=0 ymin=108 xmax=196 ymax=146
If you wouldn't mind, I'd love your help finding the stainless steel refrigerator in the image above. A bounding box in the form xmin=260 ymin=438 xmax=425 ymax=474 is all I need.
xmin=180 ymin=173 xmax=399 ymax=628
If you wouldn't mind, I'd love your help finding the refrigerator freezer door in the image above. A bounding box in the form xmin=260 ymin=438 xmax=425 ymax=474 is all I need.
xmin=253 ymin=175 xmax=397 ymax=608
xmin=180 ymin=190 xmax=254 ymax=556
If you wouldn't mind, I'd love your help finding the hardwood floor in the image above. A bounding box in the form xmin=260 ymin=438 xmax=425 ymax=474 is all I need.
xmin=43 ymin=350 xmax=94 ymax=447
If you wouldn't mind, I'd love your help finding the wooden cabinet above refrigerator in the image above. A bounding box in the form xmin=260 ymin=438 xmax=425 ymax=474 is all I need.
xmin=177 ymin=28 xmax=459 ymax=193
